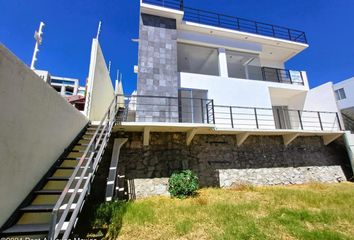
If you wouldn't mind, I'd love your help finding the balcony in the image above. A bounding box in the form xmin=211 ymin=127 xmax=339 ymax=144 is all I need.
xmin=118 ymin=95 xmax=341 ymax=132
xmin=142 ymin=0 xmax=307 ymax=44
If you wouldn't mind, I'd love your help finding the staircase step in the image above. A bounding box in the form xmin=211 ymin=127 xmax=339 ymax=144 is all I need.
xmin=20 ymin=204 xmax=54 ymax=212
xmin=52 ymin=169 xmax=74 ymax=178
xmin=67 ymin=152 xmax=84 ymax=158
xmin=60 ymin=160 xmax=79 ymax=168
xmin=2 ymin=224 xmax=50 ymax=234
xmin=17 ymin=212 xmax=51 ymax=225
xmin=32 ymin=194 xmax=60 ymax=205
xmin=35 ymin=190 xmax=62 ymax=195
xmin=43 ymin=181 xmax=67 ymax=191
xmin=56 ymin=166 xmax=76 ymax=170
xmin=47 ymin=176 xmax=70 ymax=181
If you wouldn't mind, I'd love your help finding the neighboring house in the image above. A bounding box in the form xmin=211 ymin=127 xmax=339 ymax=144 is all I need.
xmin=334 ymin=77 xmax=354 ymax=113
xmin=334 ymin=77 xmax=354 ymax=131
xmin=50 ymin=76 xmax=80 ymax=96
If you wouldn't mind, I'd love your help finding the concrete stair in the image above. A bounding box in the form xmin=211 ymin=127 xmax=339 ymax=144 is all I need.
xmin=0 ymin=125 xmax=100 ymax=239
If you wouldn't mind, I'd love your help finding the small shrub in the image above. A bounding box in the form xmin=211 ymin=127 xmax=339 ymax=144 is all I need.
xmin=168 ymin=170 xmax=199 ymax=198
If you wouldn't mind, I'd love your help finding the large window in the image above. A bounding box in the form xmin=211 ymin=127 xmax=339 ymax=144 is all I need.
xmin=177 ymin=43 xmax=219 ymax=76
xmin=179 ymin=88 xmax=208 ymax=123
xmin=226 ymin=50 xmax=262 ymax=80
xmin=335 ymin=88 xmax=346 ymax=101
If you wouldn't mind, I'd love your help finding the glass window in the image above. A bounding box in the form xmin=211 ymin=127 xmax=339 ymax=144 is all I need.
xmin=226 ymin=50 xmax=262 ymax=80
xmin=335 ymin=88 xmax=346 ymax=100
xmin=177 ymin=43 xmax=219 ymax=76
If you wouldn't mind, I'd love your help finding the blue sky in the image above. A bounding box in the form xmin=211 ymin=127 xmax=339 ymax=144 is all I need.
xmin=1 ymin=0 xmax=354 ymax=94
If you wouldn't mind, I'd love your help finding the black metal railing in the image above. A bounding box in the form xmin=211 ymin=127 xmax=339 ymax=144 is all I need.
xmin=142 ymin=0 xmax=184 ymax=11
xmin=213 ymin=105 xmax=342 ymax=131
xmin=142 ymin=0 xmax=307 ymax=44
xmin=121 ymin=94 xmax=214 ymax=124
xmin=183 ymin=7 xmax=307 ymax=44
xmin=262 ymin=67 xmax=304 ymax=85
xmin=119 ymin=95 xmax=341 ymax=132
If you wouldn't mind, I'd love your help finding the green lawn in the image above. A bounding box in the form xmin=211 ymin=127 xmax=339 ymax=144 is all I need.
xmin=88 ymin=183 xmax=354 ymax=240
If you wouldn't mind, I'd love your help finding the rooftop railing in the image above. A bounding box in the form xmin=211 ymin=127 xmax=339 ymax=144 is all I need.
xmin=142 ymin=0 xmax=184 ymax=11
xmin=119 ymin=95 xmax=342 ymax=131
xmin=142 ymin=0 xmax=307 ymax=44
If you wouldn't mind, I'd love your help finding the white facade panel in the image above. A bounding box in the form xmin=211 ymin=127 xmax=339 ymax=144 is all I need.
xmin=334 ymin=77 xmax=354 ymax=110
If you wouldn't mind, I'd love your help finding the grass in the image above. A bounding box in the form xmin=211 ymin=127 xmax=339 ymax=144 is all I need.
xmin=87 ymin=182 xmax=354 ymax=240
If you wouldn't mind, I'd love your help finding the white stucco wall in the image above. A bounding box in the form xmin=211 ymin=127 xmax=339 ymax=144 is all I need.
xmin=288 ymin=82 xmax=342 ymax=131
xmin=180 ymin=72 xmax=340 ymax=131
xmin=84 ymin=39 xmax=115 ymax=122
xmin=0 ymin=44 xmax=88 ymax=226
xmin=333 ymin=77 xmax=354 ymax=110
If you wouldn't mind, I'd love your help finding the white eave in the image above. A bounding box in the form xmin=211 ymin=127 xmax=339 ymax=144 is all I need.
xmin=140 ymin=2 xmax=184 ymax=22
xmin=114 ymin=122 xmax=344 ymax=146
xmin=140 ymin=2 xmax=309 ymax=61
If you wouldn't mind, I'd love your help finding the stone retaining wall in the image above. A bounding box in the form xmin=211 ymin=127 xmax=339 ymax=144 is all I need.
xmin=219 ymin=166 xmax=346 ymax=187
xmin=116 ymin=132 xmax=351 ymax=198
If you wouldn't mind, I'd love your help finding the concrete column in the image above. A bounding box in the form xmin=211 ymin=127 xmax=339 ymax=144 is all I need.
xmin=218 ymin=48 xmax=228 ymax=77
xmin=60 ymin=85 xmax=66 ymax=96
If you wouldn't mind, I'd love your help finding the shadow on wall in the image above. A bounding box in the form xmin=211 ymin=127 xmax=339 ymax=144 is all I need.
xmin=117 ymin=132 xmax=353 ymax=193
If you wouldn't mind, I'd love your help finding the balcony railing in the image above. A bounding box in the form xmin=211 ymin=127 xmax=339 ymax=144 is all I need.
xmin=142 ymin=0 xmax=184 ymax=11
xmin=261 ymin=67 xmax=304 ymax=85
xmin=142 ymin=0 xmax=307 ymax=44
xmin=119 ymin=95 xmax=342 ymax=132
xmin=213 ymin=105 xmax=342 ymax=131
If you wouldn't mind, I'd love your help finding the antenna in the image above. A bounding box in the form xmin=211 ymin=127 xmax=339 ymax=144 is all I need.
xmin=115 ymin=69 xmax=119 ymax=94
xmin=30 ymin=21 xmax=45 ymax=70
xmin=108 ymin=60 xmax=112 ymax=74
xmin=96 ymin=21 xmax=102 ymax=40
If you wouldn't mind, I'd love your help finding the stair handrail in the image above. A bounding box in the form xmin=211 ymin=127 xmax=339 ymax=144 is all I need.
xmin=48 ymin=94 xmax=120 ymax=239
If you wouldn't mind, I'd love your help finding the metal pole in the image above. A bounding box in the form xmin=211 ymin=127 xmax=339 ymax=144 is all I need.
xmin=336 ymin=112 xmax=343 ymax=130
xmin=30 ymin=21 xmax=45 ymax=70
xmin=230 ymin=107 xmax=234 ymax=128
xmin=212 ymin=100 xmax=216 ymax=124
xmin=96 ymin=21 xmax=102 ymax=40
xmin=298 ymin=110 xmax=303 ymax=130
xmin=254 ymin=108 xmax=259 ymax=129
xmin=318 ymin=112 xmax=323 ymax=130
xmin=201 ymin=99 xmax=204 ymax=123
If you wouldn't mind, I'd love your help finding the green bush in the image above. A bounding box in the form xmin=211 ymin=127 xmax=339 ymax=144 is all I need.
xmin=168 ymin=170 xmax=199 ymax=199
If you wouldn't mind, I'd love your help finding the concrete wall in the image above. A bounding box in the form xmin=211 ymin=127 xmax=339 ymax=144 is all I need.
xmin=180 ymin=72 xmax=311 ymax=129
xmin=117 ymin=132 xmax=351 ymax=198
xmin=333 ymin=77 xmax=354 ymax=110
xmin=84 ymin=39 xmax=115 ymax=122
xmin=289 ymin=82 xmax=342 ymax=131
xmin=0 ymin=44 xmax=88 ymax=226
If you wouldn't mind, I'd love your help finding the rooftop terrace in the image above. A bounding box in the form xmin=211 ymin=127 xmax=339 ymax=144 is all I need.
xmin=142 ymin=0 xmax=308 ymax=44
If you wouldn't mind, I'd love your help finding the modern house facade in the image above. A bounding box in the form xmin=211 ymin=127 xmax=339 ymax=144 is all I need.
xmin=1 ymin=0 xmax=354 ymax=239
xmin=135 ymin=0 xmax=341 ymax=133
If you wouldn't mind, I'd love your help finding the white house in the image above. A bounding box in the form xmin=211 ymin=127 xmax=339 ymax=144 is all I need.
xmin=134 ymin=0 xmax=342 ymax=132
xmin=334 ymin=77 xmax=354 ymax=112
xmin=1 ymin=1 xmax=354 ymax=238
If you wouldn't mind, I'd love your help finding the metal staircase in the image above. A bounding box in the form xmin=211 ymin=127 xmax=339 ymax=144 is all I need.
xmin=0 ymin=95 xmax=123 ymax=239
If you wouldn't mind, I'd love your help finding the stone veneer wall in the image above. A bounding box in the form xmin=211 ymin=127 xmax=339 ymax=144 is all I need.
xmin=136 ymin=14 xmax=179 ymax=122
xmin=116 ymin=132 xmax=350 ymax=199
